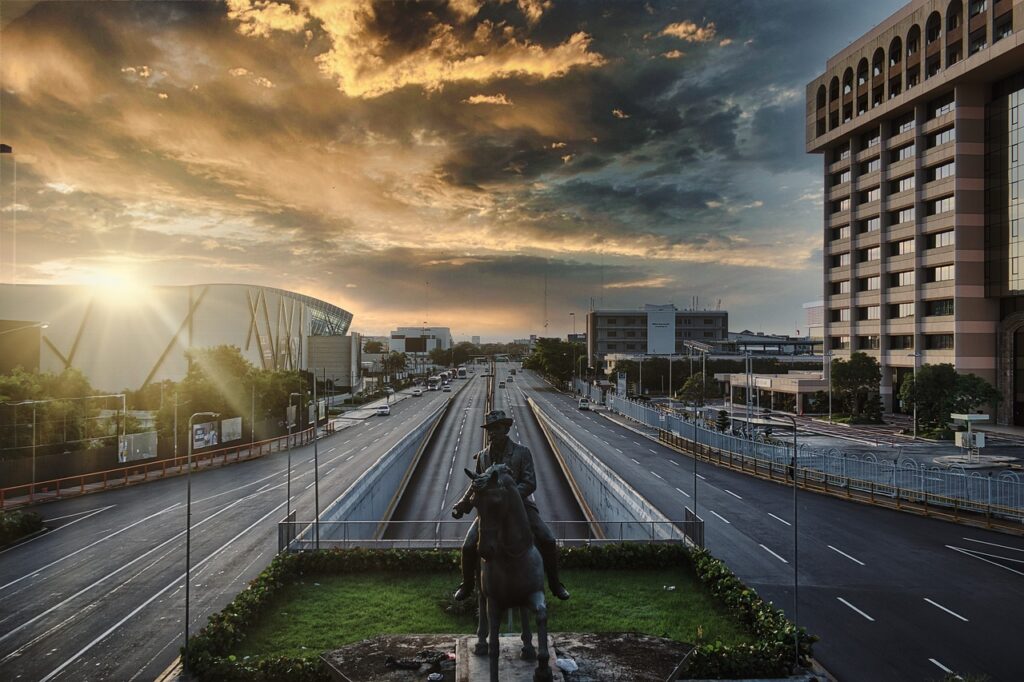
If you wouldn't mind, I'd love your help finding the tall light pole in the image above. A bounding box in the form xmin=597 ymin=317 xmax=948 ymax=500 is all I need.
xmin=765 ymin=410 xmax=800 ymax=673
xmin=823 ymin=350 xmax=834 ymax=423
xmin=570 ymin=312 xmax=576 ymax=389
xmin=312 ymin=375 xmax=320 ymax=550
xmin=692 ymin=397 xmax=699 ymax=516
xmin=287 ymin=392 xmax=302 ymax=520
xmin=184 ymin=410 xmax=219 ymax=675
xmin=907 ymin=352 xmax=921 ymax=440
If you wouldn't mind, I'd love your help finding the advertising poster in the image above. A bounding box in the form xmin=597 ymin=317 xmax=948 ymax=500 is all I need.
xmin=220 ymin=416 xmax=243 ymax=443
xmin=192 ymin=421 xmax=218 ymax=450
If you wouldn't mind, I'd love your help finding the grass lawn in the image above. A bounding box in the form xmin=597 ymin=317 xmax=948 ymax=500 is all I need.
xmin=233 ymin=568 xmax=752 ymax=659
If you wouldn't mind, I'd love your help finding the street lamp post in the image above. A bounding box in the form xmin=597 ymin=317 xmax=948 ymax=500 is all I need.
xmin=765 ymin=411 xmax=800 ymax=673
xmin=287 ymin=392 xmax=302 ymax=520
xmin=823 ymin=351 xmax=834 ymax=424
xmin=312 ymin=376 xmax=320 ymax=550
xmin=184 ymin=410 xmax=219 ymax=675
xmin=907 ymin=352 xmax=921 ymax=440
xmin=691 ymin=398 xmax=699 ymax=516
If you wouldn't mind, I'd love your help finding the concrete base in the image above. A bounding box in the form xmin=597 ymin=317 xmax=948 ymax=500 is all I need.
xmin=456 ymin=635 xmax=555 ymax=682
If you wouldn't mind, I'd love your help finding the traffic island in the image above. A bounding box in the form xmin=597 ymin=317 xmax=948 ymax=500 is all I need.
xmin=184 ymin=544 xmax=814 ymax=681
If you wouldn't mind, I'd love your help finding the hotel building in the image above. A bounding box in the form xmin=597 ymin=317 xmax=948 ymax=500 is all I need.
xmin=807 ymin=0 xmax=1024 ymax=423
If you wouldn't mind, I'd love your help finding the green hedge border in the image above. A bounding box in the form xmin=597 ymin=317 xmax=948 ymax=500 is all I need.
xmin=185 ymin=544 xmax=814 ymax=681
xmin=0 ymin=510 xmax=43 ymax=547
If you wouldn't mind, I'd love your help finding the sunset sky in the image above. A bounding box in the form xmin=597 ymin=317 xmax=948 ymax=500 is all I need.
xmin=0 ymin=0 xmax=901 ymax=340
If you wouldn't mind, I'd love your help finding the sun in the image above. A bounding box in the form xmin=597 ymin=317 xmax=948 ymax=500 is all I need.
xmin=79 ymin=269 xmax=151 ymax=306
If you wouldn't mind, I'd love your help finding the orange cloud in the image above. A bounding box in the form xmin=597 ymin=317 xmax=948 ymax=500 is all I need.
xmin=661 ymin=20 xmax=716 ymax=43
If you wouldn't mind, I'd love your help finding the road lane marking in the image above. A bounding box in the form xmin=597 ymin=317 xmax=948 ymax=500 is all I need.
xmin=648 ymin=449 xmax=657 ymax=454
xmin=924 ymin=598 xmax=968 ymax=622
xmin=327 ymin=467 xmax=337 ymax=476
xmin=696 ymin=473 xmax=706 ymax=480
xmin=40 ymin=506 xmax=116 ymax=523
xmin=828 ymin=545 xmax=866 ymax=566
xmin=630 ymin=458 xmax=640 ymax=464
xmin=962 ymin=537 xmax=1024 ymax=552
xmin=633 ymin=441 xmax=641 ymax=446
xmin=768 ymin=513 xmax=791 ymax=526
xmin=615 ymin=447 xmax=623 ymax=453
xmin=759 ymin=544 xmax=788 ymax=563
xmin=650 ymin=471 xmax=663 ymax=480
xmin=305 ymin=481 xmax=315 ymax=490
xmin=725 ymin=490 xmax=742 ymax=500
xmin=326 ymin=447 xmax=336 ymax=453
xmin=946 ymin=545 xmax=1024 ymax=576
xmin=667 ymin=459 xmax=679 ymax=466
xmin=0 ymin=503 xmax=177 ymax=590
xmin=836 ymin=597 xmax=874 ymax=621
xmin=38 ymin=499 xmax=289 ymax=682
xmin=928 ymin=658 xmax=954 ymax=674
xmin=675 ymin=487 xmax=690 ymax=498
xmin=257 ymin=483 xmax=270 ymax=492
xmin=0 ymin=505 xmax=116 ymax=557
xmin=709 ymin=510 xmax=730 ymax=524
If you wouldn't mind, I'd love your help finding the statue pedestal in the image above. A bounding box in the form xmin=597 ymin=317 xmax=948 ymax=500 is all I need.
xmin=455 ymin=635 xmax=556 ymax=682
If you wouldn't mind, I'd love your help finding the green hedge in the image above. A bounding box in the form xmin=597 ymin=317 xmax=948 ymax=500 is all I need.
xmin=0 ymin=510 xmax=43 ymax=546
xmin=185 ymin=544 xmax=814 ymax=681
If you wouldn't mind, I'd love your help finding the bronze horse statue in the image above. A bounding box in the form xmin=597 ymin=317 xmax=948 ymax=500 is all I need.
xmin=464 ymin=463 xmax=553 ymax=682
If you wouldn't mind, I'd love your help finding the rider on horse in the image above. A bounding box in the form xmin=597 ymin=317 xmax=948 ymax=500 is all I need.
xmin=451 ymin=410 xmax=570 ymax=602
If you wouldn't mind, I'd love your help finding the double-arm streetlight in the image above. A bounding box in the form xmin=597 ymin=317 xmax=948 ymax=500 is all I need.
xmin=287 ymin=392 xmax=302 ymax=520
xmin=764 ymin=410 xmax=800 ymax=673
xmin=184 ymin=410 xmax=219 ymax=675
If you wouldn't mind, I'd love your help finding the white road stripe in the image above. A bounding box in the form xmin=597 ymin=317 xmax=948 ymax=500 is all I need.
xmin=837 ymin=597 xmax=875 ymax=621
xmin=0 ymin=505 xmax=115 ymax=557
xmin=759 ymin=544 xmax=788 ymax=563
xmin=40 ymin=506 xmax=116 ymax=523
xmin=709 ymin=510 xmax=730 ymax=524
xmin=256 ymin=483 xmax=270 ymax=492
xmin=305 ymin=481 xmax=315 ymax=490
xmin=928 ymin=658 xmax=954 ymax=674
xmin=725 ymin=490 xmax=742 ymax=500
xmin=648 ymin=448 xmax=657 ymax=454
xmin=828 ymin=545 xmax=866 ymax=566
xmin=675 ymin=487 xmax=690 ymax=498
xmin=963 ymin=537 xmax=1024 ymax=553
xmin=696 ymin=473 xmax=706 ymax=480
xmin=947 ymin=545 xmax=1024 ymax=576
xmin=924 ymin=598 xmax=968 ymax=622
xmin=651 ymin=471 xmax=663 ymax=480
xmin=668 ymin=459 xmax=679 ymax=466
xmin=768 ymin=512 xmax=791 ymax=526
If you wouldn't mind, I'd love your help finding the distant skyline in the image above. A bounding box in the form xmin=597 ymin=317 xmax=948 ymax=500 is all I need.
xmin=0 ymin=0 xmax=902 ymax=339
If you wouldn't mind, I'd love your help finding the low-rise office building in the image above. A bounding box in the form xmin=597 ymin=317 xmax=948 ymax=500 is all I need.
xmin=586 ymin=304 xmax=728 ymax=363
xmin=389 ymin=326 xmax=452 ymax=354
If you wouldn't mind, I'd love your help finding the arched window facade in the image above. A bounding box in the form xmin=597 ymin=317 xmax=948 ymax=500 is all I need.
xmin=843 ymin=67 xmax=854 ymax=95
xmin=816 ymin=85 xmax=827 ymax=109
xmin=830 ymin=76 xmax=840 ymax=101
xmin=889 ymin=37 xmax=903 ymax=66
xmin=926 ymin=12 xmax=942 ymax=44
xmin=906 ymin=25 xmax=921 ymax=56
xmin=857 ymin=58 xmax=869 ymax=86
xmin=947 ymin=0 xmax=962 ymax=30
xmin=872 ymin=48 xmax=885 ymax=78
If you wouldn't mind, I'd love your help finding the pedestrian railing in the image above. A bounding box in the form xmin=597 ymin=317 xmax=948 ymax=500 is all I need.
xmin=1 ymin=428 xmax=316 ymax=509
xmin=277 ymin=519 xmax=695 ymax=554
xmin=605 ymin=394 xmax=1024 ymax=524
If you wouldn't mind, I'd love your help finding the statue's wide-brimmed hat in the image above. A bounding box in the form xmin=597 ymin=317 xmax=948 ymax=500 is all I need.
xmin=481 ymin=410 xmax=514 ymax=429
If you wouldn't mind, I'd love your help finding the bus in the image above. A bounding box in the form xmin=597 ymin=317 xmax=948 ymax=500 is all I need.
xmin=427 ymin=376 xmax=441 ymax=390
xmin=457 ymin=367 xmax=468 ymax=379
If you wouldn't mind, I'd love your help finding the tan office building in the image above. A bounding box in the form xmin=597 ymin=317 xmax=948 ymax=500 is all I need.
xmin=807 ymin=0 xmax=1024 ymax=424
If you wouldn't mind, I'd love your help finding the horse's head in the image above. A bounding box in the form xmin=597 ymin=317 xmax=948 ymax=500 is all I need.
xmin=464 ymin=463 xmax=520 ymax=560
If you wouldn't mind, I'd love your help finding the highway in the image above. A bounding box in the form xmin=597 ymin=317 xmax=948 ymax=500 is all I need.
xmin=386 ymin=366 xmax=587 ymax=543
xmin=515 ymin=367 xmax=1024 ymax=682
xmin=0 ymin=389 xmax=450 ymax=682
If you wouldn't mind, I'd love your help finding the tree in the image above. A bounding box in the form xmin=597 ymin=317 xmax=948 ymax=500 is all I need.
xmin=715 ymin=410 xmax=730 ymax=432
xmin=523 ymin=338 xmax=583 ymax=383
xmin=363 ymin=339 xmax=384 ymax=354
xmin=830 ymin=352 xmax=882 ymax=422
xmin=900 ymin=364 xmax=1000 ymax=432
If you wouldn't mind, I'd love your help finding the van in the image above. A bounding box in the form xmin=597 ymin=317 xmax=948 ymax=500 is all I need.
xmin=578 ymin=398 xmax=590 ymax=411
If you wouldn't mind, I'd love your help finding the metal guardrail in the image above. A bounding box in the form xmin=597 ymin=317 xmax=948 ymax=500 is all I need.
xmin=606 ymin=394 xmax=1024 ymax=524
xmin=1 ymin=428 xmax=316 ymax=509
xmin=279 ymin=520 xmax=694 ymax=553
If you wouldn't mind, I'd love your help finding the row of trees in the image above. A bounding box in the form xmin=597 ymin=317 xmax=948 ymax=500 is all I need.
xmin=522 ymin=338 xmax=586 ymax=382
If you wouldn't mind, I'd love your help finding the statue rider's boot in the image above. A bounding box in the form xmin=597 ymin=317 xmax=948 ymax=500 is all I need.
xmin=540 ymin=544 xmax=570 ymax=600
xmin=453 ymin=546 xmax=477 ymax=601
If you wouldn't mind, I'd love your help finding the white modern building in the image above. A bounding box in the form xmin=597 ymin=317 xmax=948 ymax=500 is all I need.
xmin=0 ymin=283 xmax=360 ymax=392
xmin=389 ymin=326 xmax=452 ymax=354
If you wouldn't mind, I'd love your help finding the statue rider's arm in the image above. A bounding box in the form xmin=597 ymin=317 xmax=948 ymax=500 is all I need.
xmin=516 ymin=446 xmax=537 ymax=499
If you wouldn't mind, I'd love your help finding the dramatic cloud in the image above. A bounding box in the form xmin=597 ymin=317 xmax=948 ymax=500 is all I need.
xmin=0 ymin=0 xmax=904 ymax=339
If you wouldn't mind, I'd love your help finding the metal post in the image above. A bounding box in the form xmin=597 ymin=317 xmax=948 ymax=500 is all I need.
xmin=767 ymin=411 xmax=800 ymax=672
xmin=288 ymin=392 xmax=301 ymax=520
xmin=314 ymin=374 xmax=320 ymax=550
xmin=693 ymin=399 xmax=699 ymax=516
xmin=825 ymin=351 xmax=833 ymax=424
xmin=31 ymin=404 xmax=37 ymax=502
xmin=908 ymin=352 xmax=920 ymax=440
xmin=184 ymin=410 xmax=218 ymax=675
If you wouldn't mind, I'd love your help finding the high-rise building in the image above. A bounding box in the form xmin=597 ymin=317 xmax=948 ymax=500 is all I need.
xmin=586 ymin=304 xmax=728 ymax=363
xmin=807 ymin=0 xmax=1024 ymax=423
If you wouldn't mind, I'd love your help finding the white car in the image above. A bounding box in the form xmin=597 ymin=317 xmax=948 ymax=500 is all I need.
xmin=442 ymin=384 xmax=452 ymax=392
xmin=578 ymin=398 xmax=590 ymax=411
xmin=411 ymin=388 xmax=423 ymax=397
xmin=375 ymin=404 xmax=391 ymax=416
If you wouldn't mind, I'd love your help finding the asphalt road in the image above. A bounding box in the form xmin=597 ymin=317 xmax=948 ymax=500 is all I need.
xmin=0 ymin=388 xmax=451 ymax=682
xmin=518 ymin=368 xmax=1024 ymax=682
xmin=386 ymin=366 xmax=586 ymax=544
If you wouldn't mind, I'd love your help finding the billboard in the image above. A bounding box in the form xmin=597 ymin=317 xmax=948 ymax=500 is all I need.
xmin=220 ymin=416 xmax=243 ymax=443
xmin=192 ymin=421 xmax=219 ymax=450
xmin=118 ymin=431 xmax=158 ymax=463
xmin=286 ymin=404 xmax=297 ymax=429
xmin=646 ymin=305 xmax=675 ymax=355
xmin=318 ymin=399 xmax=326 ymax=420
xmin=616 ymin=372 xmax=627 ymax=395
xmin=405 ymin=337 xmax=427 ymax=352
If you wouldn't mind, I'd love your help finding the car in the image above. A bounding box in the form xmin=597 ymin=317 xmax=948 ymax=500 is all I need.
xmin=507 ymin=376 xmax=514 ymax=382
xmin=411 ymin=388 xmax=423 ymax=397
xmin=498 ymin=381 xmax=506 ymax=389
xmin=578 ymin=398 xmax=590 ymax=410
xmin=375 ymin=404 xmax=391 ymax=416
xmin=442 ymin=384 xmax=452 ymax=392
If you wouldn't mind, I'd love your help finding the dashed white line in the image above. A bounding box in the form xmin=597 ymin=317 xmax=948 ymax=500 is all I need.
xmin=696 ymin=473 xmax=706 ymax=480
xmin=828 ymin=545 xmax=866 ymax=566
xmin=759 ymin=544 xmax=788 ymax=563
xmin=725 ymin=489 xmax=742 ymax=500
xmin=305 ymin=481 xmax=315 ymax=490
xmin=675 ymin=487 xmax=690 ymax=498
xmin=650 ymin=471 xmax=663 ymax=480
xmin=615 ymin=447 xmax=623 ymax=454
xmin=256 ymin=483 xmax=270 ymax=492
xmin=924 ymin=598 xmax=968 ymax=622
xmin=709 ymin=510 xmax=730 ymax=524
xmin=668 ymin=459 xmax=678 ymax=466
xmin=648 ymin=448 xmax=657 ymax=454
xmin=346 ymin=455 xmax=354 ymax=461
xmin=630 ymin=458 xmax=640 ymax=464
xmin=767 ymin=513 xmax=791 ymax=526
xmin=837 ymin=597 xmax=875 ymax=621
xmin=928 ymin=658 xmax=954 ymax=674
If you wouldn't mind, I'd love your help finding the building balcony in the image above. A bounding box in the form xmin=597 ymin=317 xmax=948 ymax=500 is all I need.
xmin=922 ymin=246 xmax=955 ymax=266
xmin=887 ymin=222 xmax=918 ymax=241
xmin=855 ymin=147 xmax=882 ymax=163
xmin=854 ymin=201 xmax=882 ymax=220
xmin=828 ymin=156 xmax=852 ymax=174
xmin=921 ymin=143 xmax=955 ymax=166
xmin=887 ymin=127 xmax=916 ymax=149
xmin=922 ymin=110 xmax=956 ymax=135
xmin=922 ymin=176 xmax=955 ymax=199
xmin=827 ymin=182 xmax=851 ymax=199
xmin=887 ymin=188 xmax=915 ymax=206
xmin=887 ymin=156 xmax=916 ymax=178
xmin=922 ymin=212 xmax=955 ymax=231
xmin=886 ymin=319 xmax=916 ymax=334
xmin=921 ymin=319 xmax=955 ymax=333
xmin=887 ymin=252 xmax=916 ymax=270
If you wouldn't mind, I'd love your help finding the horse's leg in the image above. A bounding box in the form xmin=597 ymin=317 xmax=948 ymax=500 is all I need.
xmin=474 ymin=587 xmax=488 ymax=656
xmin=520 ymin=606 xmax=536 ymax=660
xmin=530 ymin=591 xmax=552 ymax=682
xmin=487 ymin=597 xmax=501 ymax=682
